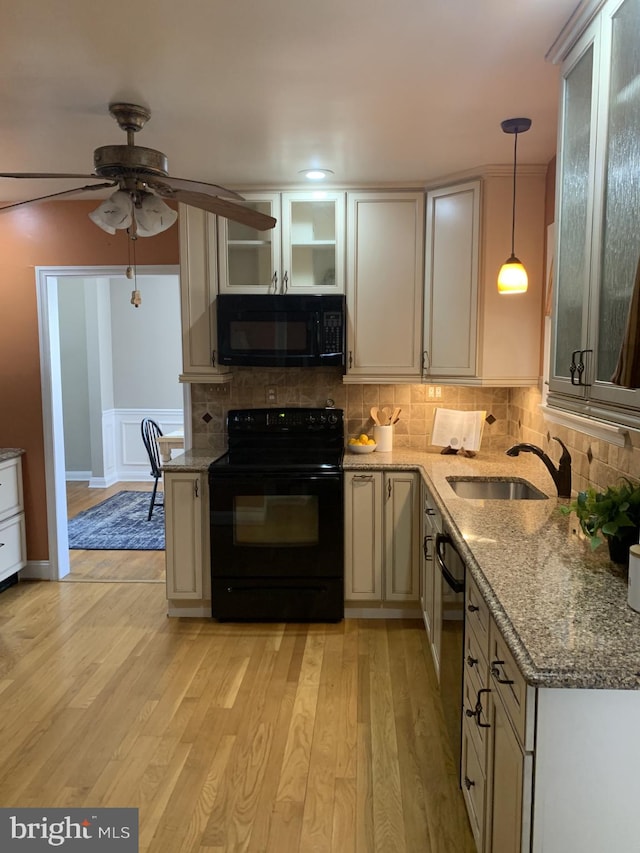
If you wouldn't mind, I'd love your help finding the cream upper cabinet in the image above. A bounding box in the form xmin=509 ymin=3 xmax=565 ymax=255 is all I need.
xmin=424 ymin=174 xmax=545 ymax=386
xmin=345 ymin=191 xmax=424 ymax=382
xmin=178 ymin=204 xmax=231 ymax=383
xmin=344 ymin=469 xmax=419 ymax=604
xmin=549 ymin=0 xmax=640 ymax=423
xmin=218 ymin=191 xmax=345 ymax=294
xmin=424 ymin=181 xmax=480 ymax=378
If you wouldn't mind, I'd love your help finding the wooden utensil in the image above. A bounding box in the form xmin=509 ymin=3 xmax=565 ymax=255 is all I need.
xmin=391 ymin=407 xmax=401 ymax=424
xmin=381 ymin=406 xmax=392 ymax=425
xmin=370 ymin=406 xmax=381 ymax=426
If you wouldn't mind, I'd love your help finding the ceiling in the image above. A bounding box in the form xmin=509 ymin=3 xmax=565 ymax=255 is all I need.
xmin=0 ymin=0 xmax=582 ymax=204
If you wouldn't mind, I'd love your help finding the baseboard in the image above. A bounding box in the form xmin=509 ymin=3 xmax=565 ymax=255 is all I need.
xmin=20 ymin=560 xmax=52 ymax=580
xmin=66 ymin=470 xmax=93 ymax=482
xmin=344 ymin=605 xmax=421 ymax=619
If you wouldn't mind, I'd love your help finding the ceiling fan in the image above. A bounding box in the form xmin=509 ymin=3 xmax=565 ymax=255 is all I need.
xmin=0 ymin=102 xmax=277 ymax=235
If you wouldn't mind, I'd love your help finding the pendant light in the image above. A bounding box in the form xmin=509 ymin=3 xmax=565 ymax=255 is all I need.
xmin=497 ymin=117 xmax=531 ymax=295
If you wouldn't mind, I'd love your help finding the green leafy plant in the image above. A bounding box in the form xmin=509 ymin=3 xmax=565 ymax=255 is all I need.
xmin=560 ymin=478 xmax=640 ymax=550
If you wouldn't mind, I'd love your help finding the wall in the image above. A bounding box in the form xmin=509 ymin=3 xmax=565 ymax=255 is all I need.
xmin=0 ymin=200 xmax=178 ymax=560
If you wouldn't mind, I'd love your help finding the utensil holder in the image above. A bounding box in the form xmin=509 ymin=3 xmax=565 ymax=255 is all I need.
xmin=373 ymin=424 xmax=393 ymax=452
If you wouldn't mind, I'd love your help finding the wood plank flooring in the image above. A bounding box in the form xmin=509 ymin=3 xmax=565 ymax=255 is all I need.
xmin=0 ymin=580 xmax=475 ymax=852
xmin=65 ymin=482 xmax=165 ymax=583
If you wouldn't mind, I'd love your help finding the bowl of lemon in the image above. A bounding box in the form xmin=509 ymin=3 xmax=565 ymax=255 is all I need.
xmin=347 ymin=433 xmax=377 ymax=453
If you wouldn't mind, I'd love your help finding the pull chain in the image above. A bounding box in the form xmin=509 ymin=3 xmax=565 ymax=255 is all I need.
xmin=128 ymin=222 xmax=142 ymax=307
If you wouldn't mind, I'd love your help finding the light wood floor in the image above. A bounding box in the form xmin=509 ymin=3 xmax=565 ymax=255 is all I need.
xmin=0 ymin=580 xmax=475 ymax=853
xmin=65 ymin=482 xmax=165 ymax=583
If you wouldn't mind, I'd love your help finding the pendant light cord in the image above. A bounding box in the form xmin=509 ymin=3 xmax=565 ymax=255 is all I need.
xmin=511 ymin=131 xmax=518 ymax=257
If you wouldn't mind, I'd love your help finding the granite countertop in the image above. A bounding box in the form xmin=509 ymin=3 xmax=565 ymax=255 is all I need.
xmin=165 ymin=443 xmax=640 ymax=690
xmin=0 ymin=448 xmax=25 ymax=462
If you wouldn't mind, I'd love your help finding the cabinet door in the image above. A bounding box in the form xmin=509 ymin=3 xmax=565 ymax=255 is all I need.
xmin=345 ymin=192 xmax=424 ymax=381
xmin=486 ymin=691 xmax=533 ymax=853
xmin=344 ymin=471 xmax=383 ymax=600
xmin=165 ymin=472 xmax=206 ymax=600
xmin=549 ymin=24 xmax=599 ymax=399
xmin=587 ymin=0 xmax=640 ymax=409
xmin=383 ymin=472 xmax=420 ymax=601
xmin=217 ymin=192 xmax=282 ymax=293
xmin=424 ymin=181 xmax=480 ymax=378
xmin=281 ymin=191 xmax=345 ymax=293
xmin=178 ymin=204 xmax=230 ymax=382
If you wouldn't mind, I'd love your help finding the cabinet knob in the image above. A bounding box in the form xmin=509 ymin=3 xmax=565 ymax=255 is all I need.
xmin=466 ymin=654 xmax=478 ymax=668
xmin=271 ymin=271 xmax=278 ymax=293
xmin=464 ymin=776 xmax=475 ymax=790
xmin=467 ymin=603 xmax=479 ymax=613
xmin=282 ymin=271 xmax=289 ymax=293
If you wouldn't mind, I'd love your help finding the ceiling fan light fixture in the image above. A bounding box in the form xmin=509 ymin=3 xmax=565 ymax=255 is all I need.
xmin=134 ymin=192 xmax=178 ymax=236
xmin=88 ymin=190 xmax=132 ymax=234
xmin=498 ymin=116 xmax=531 ymax=295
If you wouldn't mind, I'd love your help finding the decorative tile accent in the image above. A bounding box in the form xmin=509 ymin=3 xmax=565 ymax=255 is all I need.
xmin=202 ymin=412 xmax=213 ymax=424
xmin=587 ymin=445 xmax=593 ymax=465
xmin=485 ymin=413 xmax=496 ymax=425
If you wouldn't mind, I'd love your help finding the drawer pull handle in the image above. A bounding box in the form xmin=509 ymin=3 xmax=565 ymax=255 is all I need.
xmin=466 ymin=688 xmax=491 ymax=728
xmin=491 ymin=660 xmax=514 ymax=685
xmin=464 ymin=775 xmax=475 ymax=790
xmin=467 ymin=603 xmax=479 ymax=613
xmin=466 ymin=654 xmax=478 ymax=668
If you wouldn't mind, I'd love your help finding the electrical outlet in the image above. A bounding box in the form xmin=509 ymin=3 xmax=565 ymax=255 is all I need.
xmin=435 ymin=386 xmax=442 ymax=398
xmin=265 ymin=386 xmax=277 ymax=404
xmin=428 ymin=386 xmax=435 ymax=398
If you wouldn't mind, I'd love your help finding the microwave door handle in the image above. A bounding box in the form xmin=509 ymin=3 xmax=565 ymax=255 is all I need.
xmin=435 ymin=532 xmax=465 ymax=594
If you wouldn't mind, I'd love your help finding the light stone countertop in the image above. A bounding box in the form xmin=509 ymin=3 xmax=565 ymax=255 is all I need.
xmin=165 ymin=443 xmax=640 ymax=690
xmin=0 ymin=448 xmax=25 ymax=463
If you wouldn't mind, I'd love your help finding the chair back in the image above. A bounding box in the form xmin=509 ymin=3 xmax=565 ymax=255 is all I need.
xmin=141 ymin=418 xmax=163 ymax=478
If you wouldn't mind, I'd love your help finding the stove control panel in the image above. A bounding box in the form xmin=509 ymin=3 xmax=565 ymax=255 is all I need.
xmin=227 ymin=407 xmax=343 ymax=434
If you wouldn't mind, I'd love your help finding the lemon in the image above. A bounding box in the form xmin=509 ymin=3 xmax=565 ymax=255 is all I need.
xmin=367 ymin=438 xmax=376 ymax=445
xmin=348 ymin=438 xmax=357 ymax=445
xmin=358 ymin=433 xmax=369 ymax=444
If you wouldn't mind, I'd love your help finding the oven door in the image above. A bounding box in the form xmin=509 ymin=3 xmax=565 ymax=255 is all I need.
xmin=209 ymin=470 xmax=344 ymax=620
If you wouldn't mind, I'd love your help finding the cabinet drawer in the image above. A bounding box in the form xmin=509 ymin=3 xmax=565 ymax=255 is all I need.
xmin=461 ymin=718 xmax=486 ymax=852
xmin=0 ymin=457 xmax=23 ymax=520
xmin=466 ymin=572 xmax=489 ymax=659
xmin=0 ymin=512 xmax=26 ymax=580
xmin=489 ymin=619 xmax=533 ymax=749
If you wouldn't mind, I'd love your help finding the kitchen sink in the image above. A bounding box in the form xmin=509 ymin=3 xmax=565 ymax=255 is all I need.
xmin=446 ymin=476 xmax=548 ymax=501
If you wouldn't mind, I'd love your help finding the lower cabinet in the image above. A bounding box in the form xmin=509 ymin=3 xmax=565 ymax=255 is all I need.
xmin=421 ymin=481 xmax=442 ymax=677
xmin=462 ymin=573 xmax=534 ymax=853
xmin=0 ymin=455 xmax=27 ymax=583
xmin=164 ymin=471 xmax=211 ymax=611
xmin=344 ymin=470 xmax=419 ymax=604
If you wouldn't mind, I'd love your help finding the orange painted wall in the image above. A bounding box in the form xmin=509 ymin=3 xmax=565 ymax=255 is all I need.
xmin=0 ymin=200 xmax=178 ymax=561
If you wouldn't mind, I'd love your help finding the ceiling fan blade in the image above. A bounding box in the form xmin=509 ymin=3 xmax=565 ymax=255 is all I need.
xmin=0 ymin=172 xmax=103 ymax=180
xmin=154 ymin=187 xmax=277 ymax=231
xmin=0 ymin=182 xmax=117 ymax=212
xmin=146 ymin=175 xmax=245 ymax=201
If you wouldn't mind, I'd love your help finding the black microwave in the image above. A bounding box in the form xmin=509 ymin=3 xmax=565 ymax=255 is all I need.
xmin=216 ymin=294 xmax=346 ymax=368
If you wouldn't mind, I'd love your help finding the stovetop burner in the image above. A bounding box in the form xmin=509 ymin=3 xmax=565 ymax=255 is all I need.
xmin=209 ymin=407 xmax=345 ymax=475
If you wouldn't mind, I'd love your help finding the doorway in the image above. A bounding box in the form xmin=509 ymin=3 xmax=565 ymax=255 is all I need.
xmin=35 ymin=264 xmax=190 ymax=581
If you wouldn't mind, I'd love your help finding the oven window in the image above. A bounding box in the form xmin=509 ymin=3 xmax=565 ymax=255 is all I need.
xmin=229 ymin=314 xmax=309 ymax=352
xmin=234 ymin=495 xmax=319 ymax=546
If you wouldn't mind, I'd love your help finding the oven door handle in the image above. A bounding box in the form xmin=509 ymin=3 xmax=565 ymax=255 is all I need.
xmin=435 ymin=532 xmax=465 ymax=594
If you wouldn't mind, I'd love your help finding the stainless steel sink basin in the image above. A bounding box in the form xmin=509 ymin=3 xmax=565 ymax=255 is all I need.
xmin=446 ymin=476 xmax=548 ymax=501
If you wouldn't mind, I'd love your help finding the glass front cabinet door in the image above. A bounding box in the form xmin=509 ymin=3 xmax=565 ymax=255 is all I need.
xmin=550 ymin=0 xmax=640 ymax=420
xmin=217 ymin=191 xmax=345 ymax=294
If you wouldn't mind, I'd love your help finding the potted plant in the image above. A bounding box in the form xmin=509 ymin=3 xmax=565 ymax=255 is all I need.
xmin=561 ymin=478 xmax=640 ymax=564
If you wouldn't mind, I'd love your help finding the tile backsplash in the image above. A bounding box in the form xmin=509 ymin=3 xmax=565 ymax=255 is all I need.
xmin=191 ymin=367 xmax=510 ymax=453
xmin=191 ymin=371 xmax=640 ymax=493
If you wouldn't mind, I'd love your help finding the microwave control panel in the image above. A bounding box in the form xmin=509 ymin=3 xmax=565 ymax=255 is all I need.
xmin=322 ymin=311 xmax=344 ymax=354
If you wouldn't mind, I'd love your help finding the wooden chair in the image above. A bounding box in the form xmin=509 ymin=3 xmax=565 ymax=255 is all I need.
xmin=140 ymin=418 xmax=164 ymax=520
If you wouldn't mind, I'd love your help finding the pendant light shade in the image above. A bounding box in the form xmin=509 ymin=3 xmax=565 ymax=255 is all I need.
xmin=497 ymin=117 xmax=531 ymax=295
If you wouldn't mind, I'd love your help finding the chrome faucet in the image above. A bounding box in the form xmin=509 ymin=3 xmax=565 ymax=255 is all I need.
xmin=505 ymin=436 xmax=572 ymax=498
